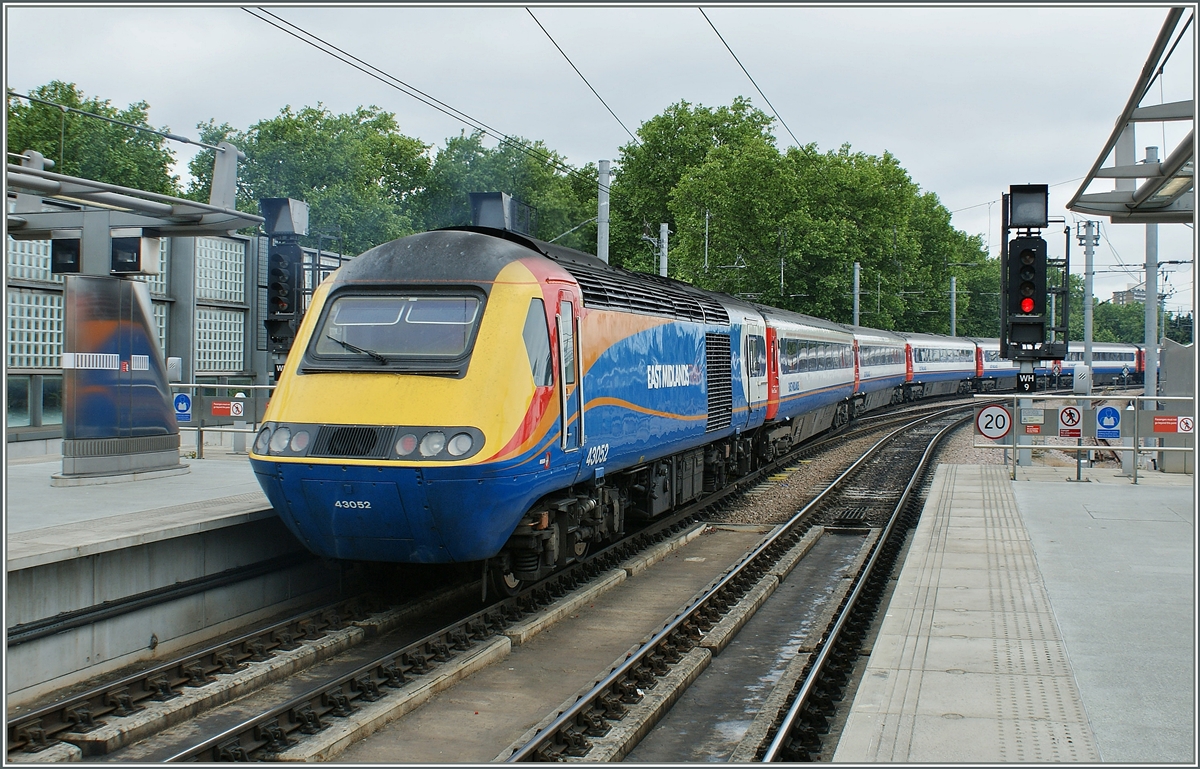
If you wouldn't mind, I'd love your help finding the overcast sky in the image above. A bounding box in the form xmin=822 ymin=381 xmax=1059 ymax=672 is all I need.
xmin=6 ymin=3 xmax=1196 ymax=317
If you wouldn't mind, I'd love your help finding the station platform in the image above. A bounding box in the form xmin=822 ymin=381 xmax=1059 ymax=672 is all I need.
xmin=834 ymin=463 xmax=1195 ymax=763
xmin=4 ymin=449 xmax=334 ymax=707
xmin=6 ymin=448 xmax=270 ymax=570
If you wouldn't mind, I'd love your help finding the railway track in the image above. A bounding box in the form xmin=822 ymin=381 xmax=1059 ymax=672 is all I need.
xmin=5 ymin=398 xmax=974 ymax=763
xmin=504 ymin=406 xmax=970 ymax=761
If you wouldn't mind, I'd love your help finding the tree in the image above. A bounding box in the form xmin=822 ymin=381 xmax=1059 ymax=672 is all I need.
xmin=609 ymin=97 xmax=776 ymax=274
xmin=615 ymin=98 xmax=993 ymax=334
xmin=187 ymin=105 xmax=430 ymax=256
xmin=7 ymin=81 xmax=180 ymax=195
xmin=412 ymin=131 xmax=598 ymax=252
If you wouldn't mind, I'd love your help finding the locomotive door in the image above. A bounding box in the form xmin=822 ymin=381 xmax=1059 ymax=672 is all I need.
xmin=743 ymin=318 xmax=768 ymax=413
xmin=557 ymin=294 xmax=582 ymax=451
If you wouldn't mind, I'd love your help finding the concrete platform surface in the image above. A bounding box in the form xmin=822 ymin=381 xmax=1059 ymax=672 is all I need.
xmin=6 ymin=450 xmax=269 ymax=569
xmin=834 ymin=463 xmax=1194 ymax=764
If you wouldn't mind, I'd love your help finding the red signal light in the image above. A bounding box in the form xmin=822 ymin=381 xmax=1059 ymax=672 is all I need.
xmin=1020 ymin=297 xmax=1035 ymax=313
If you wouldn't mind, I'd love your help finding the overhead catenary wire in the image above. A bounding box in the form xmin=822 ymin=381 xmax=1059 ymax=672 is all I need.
xmin=698 ymin=7 xmax=801 ymax=149
xmin=244 ymin=7 xmax=611 ymax=195
xmin=6 ymin=90 xmax=224 ymax=151
xmin=525 ymin=8 xmax=640 ymax=146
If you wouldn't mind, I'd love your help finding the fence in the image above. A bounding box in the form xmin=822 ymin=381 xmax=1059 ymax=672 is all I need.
xmin=972 ymin=393 xmax=1194 ymax=484
xmin=170 ymin=383 xmax=274 ymax=459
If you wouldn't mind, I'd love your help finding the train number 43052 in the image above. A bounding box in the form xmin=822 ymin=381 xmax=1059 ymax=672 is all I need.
xmin=585 ymin=443 xmax=610 ymax=466
xmin=334 ymin=500 xmax=372 ymax=509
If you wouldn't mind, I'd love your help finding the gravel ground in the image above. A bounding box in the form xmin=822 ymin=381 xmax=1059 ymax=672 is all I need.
xmin=715 ymin=431 xmax=905 ymax=526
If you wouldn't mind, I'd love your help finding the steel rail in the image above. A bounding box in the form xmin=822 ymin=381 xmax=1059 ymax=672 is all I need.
xmin=144 ymin=407 xmax=950 ymax=761
xmin=506 ymin=405 xmax=971 ymax=762
xmin=760 ymin=412 xmax=970 ymax=762
xmin=11 ymin=399 xmax=969 ymax=759
xmin=6 ymin=594 xmax=379 ymax=755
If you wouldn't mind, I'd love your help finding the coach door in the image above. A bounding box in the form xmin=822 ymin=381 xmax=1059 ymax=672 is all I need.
xmin=557 ymin=294 xmax=581 ymax=452
xmin=744 ymin=318 xmax=768 ymax=413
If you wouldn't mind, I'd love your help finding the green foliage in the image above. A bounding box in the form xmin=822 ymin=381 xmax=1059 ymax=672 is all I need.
xmin=6 ymin=81 xmax=180 ymax=195
xmin=412 ymin=131 xmax=598 ymax=252
xmin=610 ymin=97 xmax=776 ymax=274
xmin=186 ymin=105 xmax=430 ymax=256
xmin=1062 ymin=272 xmax=1194 ymax=345
xmin=1163 ymin=312 xmax=1193 ymax=344
xmin=611 ymin=98 xmax=991 ymax=334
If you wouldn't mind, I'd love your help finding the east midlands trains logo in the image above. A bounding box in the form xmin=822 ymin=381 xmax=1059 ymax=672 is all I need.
xmin=646 ymin=363 xmax=702 ymax=389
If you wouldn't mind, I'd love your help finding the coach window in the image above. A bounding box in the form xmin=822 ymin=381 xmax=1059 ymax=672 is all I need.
xmin=558 ymin=300 xmax=576 ymax=385
xmin=747 ymin=335 xmax=767 ymax=377
xmin=523 ymin=298 xmax=553 ymax=387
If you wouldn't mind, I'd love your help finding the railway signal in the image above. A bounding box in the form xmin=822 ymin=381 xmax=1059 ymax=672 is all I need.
xmin=260 ymin=198 xmax=310 ymax=357
xmin=265 ymin=240 xmax=302 ymax=353
xmin=1000 ymin=184 xmax=1065 ymax=362
xmin=1007 ymin=237 xmax=1047 ymax=317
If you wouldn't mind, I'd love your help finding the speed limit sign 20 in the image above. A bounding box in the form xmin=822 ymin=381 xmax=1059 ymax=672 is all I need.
xmin=975 ymin=405 xmax=1013 ymax=440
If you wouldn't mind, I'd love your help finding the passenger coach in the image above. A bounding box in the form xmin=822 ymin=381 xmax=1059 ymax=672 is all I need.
xmin=897 ymin=332 xmax=977 ymax=399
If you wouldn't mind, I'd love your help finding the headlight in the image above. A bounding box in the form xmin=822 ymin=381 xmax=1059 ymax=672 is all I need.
xmin=447 ymin=432 xmax=473 ymax=457
xmin=269 ymin=426 xmax=292 ymax=453
xmin=289 ymin=430 xmax=310 ymax=452
xmin=396 ymin=433 xmax=418 ymax=456
xmin=254 ymin=426 xmax=272 ymax=454
xmin=419 ymin=431 xmax=446 ymax=457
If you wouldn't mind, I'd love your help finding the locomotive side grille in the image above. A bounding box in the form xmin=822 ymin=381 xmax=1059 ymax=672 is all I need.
xmin=311 ymin=425 xmax=394 ymax=458
xmin=705 ymin=333 xmax=733 ymax=432
xmin=563 ymin=262 xmax=730 ymax=326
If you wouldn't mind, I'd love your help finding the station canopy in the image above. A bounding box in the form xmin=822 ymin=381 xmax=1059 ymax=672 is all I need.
xmin=1067 ymin=7 xmax=1194 ymax=225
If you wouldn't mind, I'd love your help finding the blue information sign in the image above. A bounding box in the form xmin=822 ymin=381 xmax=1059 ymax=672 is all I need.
xmin=1096 ymin=406 xmax=1120 ymax=439
xmin=174 ymin=393 xmax=192 ymax=423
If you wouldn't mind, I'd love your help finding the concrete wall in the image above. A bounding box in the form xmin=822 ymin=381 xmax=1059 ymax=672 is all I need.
xmin=6 ymin=517 xmax=340 ymax=707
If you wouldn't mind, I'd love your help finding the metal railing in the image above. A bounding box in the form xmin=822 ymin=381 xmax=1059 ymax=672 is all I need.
xmin=171 ymin=384 xmax=275 ymax=459
xmin=972 ymin=393 xmax=1194 ymax=483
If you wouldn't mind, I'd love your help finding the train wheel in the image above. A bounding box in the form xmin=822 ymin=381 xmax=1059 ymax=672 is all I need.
xmin=491 ymin=567 xmax=523 ymax=597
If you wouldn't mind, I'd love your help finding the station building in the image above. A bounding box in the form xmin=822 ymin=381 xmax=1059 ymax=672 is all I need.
xmin=5 ymin=209 xmax=344 ymax=453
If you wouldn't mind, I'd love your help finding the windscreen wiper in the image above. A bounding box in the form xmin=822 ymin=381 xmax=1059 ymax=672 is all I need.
xmin=325 ymin=334 xmax=389 ymax=365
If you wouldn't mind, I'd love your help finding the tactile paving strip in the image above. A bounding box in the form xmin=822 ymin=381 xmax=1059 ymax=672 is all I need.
xmin=833 ymin=464 xmax=1100 ymax=762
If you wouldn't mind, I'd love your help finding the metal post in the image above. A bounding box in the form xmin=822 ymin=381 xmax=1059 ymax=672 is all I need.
xmin=197 ymin=424 xmax=204 ymax=459
xmin=1132 ymin=397 xmax=1140 ymax=484
xmin=1084 ymin=220 xmax=1095 ymax=372
xmin=1017 ymin=362 xmax=1033 ymax=466
xmin=949 ymin=275 xmax=956 ymax=336
xmin=1076 ymin=437 xmax=1082 ymax=481
xmin=597 ymin=160 xmax=610 ymax=264
xmin=853 ymin=262 xmax=861 ymax=326
xmin=1012 ymin=390 xmax=1018 ymax=479
xmin=1144 ymin=146 xmax=1159 ymax=415
xmin=659 ymin=223 xmax=668 ymax=277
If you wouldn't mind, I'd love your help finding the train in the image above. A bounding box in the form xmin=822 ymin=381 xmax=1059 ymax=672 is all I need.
xmin=248 ymin=226 xmax=1146 ymax=591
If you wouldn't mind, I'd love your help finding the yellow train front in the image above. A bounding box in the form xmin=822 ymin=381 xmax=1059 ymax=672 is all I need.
xmin=250 ymin=227 xmax=606 ymax=570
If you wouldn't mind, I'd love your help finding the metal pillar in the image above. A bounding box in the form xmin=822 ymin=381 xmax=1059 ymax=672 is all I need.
xmin=597 ymin=160 xmax=610 ymax=264
xmin=1017 ymin=361 xmax=1033 ymax=466
xmin=853 ymin=262 xmax=861 ymax=326
xmin=1144 ymin=146 xmax=1159 ymax=410
xmin=659 ymin=223 xmax=668 ymax=277
xmin=1083 ymin=220 xmax=1095 ymax=372
xmin=950 ymin=275 xmax=957 ymax=336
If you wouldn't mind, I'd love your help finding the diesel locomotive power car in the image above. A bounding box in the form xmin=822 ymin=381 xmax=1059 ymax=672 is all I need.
xmin=248 ymin=227 xmax=1071 ymax=590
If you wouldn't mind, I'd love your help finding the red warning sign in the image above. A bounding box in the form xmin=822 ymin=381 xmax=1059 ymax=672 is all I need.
xmin=1024 ymin=425 xmax=1041 ymax=435
xmin=211 ymin=401 xmax=231 ymax=416
xmin=1153 ymin=416 xmax=1177 ymax=433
